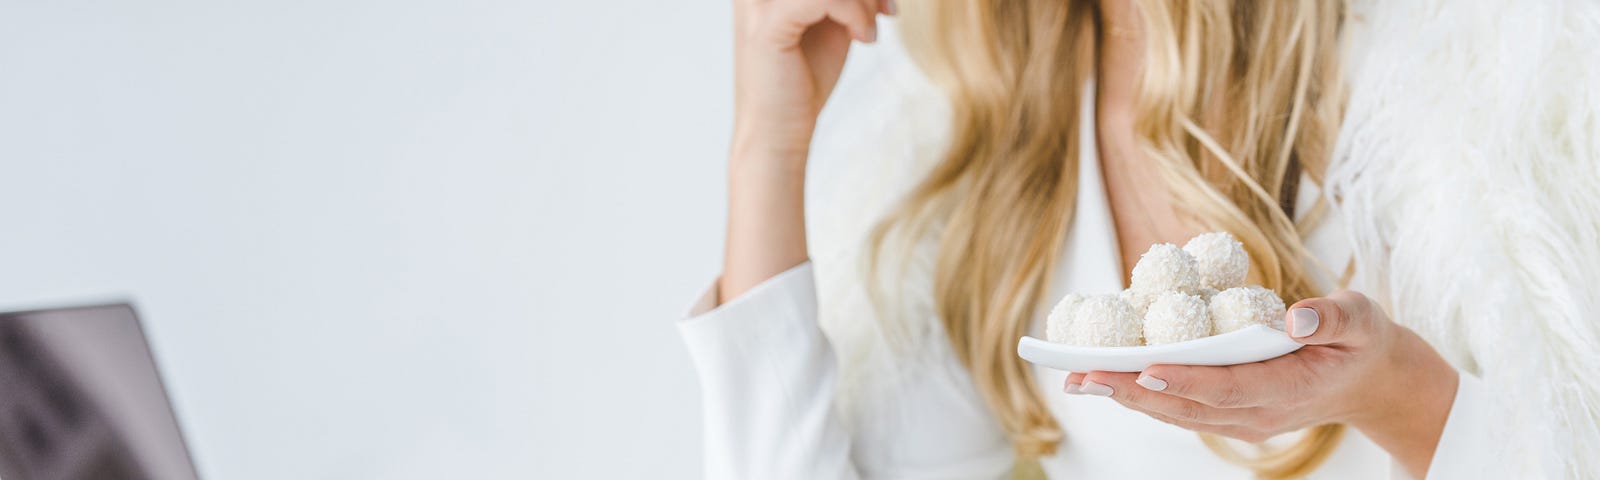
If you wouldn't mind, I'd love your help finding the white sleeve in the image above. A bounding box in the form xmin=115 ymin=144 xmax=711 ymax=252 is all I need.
xmin=678 ymin=262 xmax=859 ymax=480
xmin=1422 ymin=372 xmax=1507 ymax=479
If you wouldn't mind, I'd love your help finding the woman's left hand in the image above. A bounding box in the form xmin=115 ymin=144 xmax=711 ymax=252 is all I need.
xmin=1064 ymin=290 xmax=1459 ymax=477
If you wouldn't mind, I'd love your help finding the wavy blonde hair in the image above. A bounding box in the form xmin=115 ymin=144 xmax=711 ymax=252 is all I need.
xmin=872 ymin=0 xmax=1346 ymax=477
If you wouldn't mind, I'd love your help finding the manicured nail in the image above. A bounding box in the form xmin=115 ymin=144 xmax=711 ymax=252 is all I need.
xmin=1080 ymin=381 xmax=1113 ymax=396
xmin=1136 ymin=375 xmax=1168 ymax=391
xmin=1064 ymin=383 xmax=1083 ymax=394
xmin=887 ymin=0 xmax=898 ymax=15
xmin=1290 ymin=308 xmax=1320 ymax=338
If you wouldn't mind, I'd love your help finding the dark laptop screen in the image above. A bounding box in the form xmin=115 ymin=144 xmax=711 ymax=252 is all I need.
xmin=0 ymin=304 xmax=199 ymax=480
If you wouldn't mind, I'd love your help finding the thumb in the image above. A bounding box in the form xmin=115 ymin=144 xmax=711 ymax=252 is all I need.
xmin=1285 ymin=290 xmax=1384 ymax=346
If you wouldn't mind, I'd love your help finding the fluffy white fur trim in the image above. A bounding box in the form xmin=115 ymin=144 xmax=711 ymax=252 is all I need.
xmin=1332 ymin=1 xmax=1600 ymax=476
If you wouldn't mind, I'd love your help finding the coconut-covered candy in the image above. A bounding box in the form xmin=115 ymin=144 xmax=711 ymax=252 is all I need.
xmin=1144 ymin=292 xmax=1213 ymax=345
xmin=1130 ymin=243 xmax=1203 ymax=295
xmin=1184 ymin=232 xmax=1249 ymax=290
xmin=1209 ymin=285 xmax=1287 ymax=335
xmin=1045 ymin=293 xmax=1085 ymax=343
xmin=1064 ymin=295 xmax=1143 ymax=346
xmin=1120 ymin=288 xmax=1151 ymax=318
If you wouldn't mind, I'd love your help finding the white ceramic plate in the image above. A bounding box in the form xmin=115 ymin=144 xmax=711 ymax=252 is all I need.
xmin=1016 ymin=325 xmax=1304 ymax=373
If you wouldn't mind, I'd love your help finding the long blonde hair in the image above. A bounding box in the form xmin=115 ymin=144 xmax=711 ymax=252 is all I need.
xmin=872 ymin=0 xmax=1346 ymax=477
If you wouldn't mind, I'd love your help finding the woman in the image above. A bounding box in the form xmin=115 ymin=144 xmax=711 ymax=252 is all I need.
xmin=682 ymin=0 xmax=1600 ymax=478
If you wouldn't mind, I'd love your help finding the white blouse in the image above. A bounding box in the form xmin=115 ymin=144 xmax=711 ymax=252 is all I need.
xmin=680 ymin=21 xmax=1492 ymax=480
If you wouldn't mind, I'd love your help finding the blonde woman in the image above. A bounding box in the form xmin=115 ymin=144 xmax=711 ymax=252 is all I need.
xmin=682 ymin=0 xmax=1600 ymax=478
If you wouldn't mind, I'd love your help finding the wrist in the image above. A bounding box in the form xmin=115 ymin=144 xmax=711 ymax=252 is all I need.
xmin=729 ymin=138 xmax=808 ymax=179
xmin=730 ymin=104 xmax=817 ymax=169
xmin=1351 ymin=328 xmax=1459 ymax=477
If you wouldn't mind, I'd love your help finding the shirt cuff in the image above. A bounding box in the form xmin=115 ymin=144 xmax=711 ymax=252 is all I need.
xmin=683 ymin=261 xmax=815 ymax=318
xmin=676 ymin=262 xmax=858 ymax=479
xmin=1424 ymin=371 xmax=1501 ymax=479
xmin=679 ymin=262 xmax=819 ymax=377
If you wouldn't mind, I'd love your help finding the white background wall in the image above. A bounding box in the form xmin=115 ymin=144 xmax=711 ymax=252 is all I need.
xmin=0 ymin=1 xmax=730 ymax=477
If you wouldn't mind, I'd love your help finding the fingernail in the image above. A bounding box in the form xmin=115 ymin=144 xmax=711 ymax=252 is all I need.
xmin=866 ymin=26 xmax=877 ymax=42
xmin=1080 ymin=381 xmax=1113 ymax=396
xmin=1064 ymin=383 xmax=1083 ymax=394
xmin=887 ymin=0 xmax=898 ymax=15
xmin=1136 ymin=375 xmax=1168 ymax=391
xmin=1290 ymin=308 xmax=1320 ymax=338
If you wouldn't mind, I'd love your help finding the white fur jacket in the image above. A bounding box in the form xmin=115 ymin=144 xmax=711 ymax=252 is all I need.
xmin=681 ymin=0 xmax=1600 ymax=478
xmin=1332 ymin=0 xmax=1600 ymax=476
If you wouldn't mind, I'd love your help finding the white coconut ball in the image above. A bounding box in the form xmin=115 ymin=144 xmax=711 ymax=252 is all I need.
xmin=1065 ymin=295 xmax=1143 ymax=347
xmin=1209 ymin=285 xmax=1287 ymax=335
xmin=1126 ymin=243 xmax=1203 ymax=315
xmin=1183 ymin=232 xmax=1249 ymax=290
xmin=1143 ymin=292 xmax=1213 ymax=345
xmin=1131 ymin=243 xmax=1203 ymax=294
xmin=1119 ymin=289 xmax=1149 ymax=317
xmin=1045 ymin=293 xmax=1085 ymax=343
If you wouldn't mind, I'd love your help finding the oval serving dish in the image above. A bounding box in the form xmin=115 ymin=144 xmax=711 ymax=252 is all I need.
xmin=1016 ymin=325 xmax=1304 ymax=373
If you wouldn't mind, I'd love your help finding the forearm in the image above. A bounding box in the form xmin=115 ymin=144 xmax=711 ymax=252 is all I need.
xmin=1350 ymin=328 xmax=1459 ymax=478
xmin=719 ymin=149 xmax=809 ymax=300
xmin=719 ymin=0 xmax=874 ymax=301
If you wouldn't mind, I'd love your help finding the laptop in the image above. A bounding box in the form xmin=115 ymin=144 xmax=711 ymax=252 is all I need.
xmin=0 ymin=303 xmax=200 ymax=480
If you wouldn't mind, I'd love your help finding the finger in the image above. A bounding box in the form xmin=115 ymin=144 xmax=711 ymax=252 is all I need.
xmin=821 ymin=0 xmax=878 ymax=42
xmin=1063 ymin=372 xmax=1087 ymax=393
xmin=1286 ymin=289 xmax=1386 ymax=346
xmin=878 ymin=0 xmax=897 ymax=15
xmin=1081 ymin=372 xmax=1260 ymax=426
xmin=765 ymin=0 xmax=875 ymax=45
xmin=1139 ymin=356 xmax=1312 ymax=408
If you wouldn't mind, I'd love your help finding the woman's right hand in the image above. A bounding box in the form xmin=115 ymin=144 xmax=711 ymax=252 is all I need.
xmin=720 ymin=0 xmax=891 ymax=300
xmin=731 ymin=0 xmax=891 ymax=164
